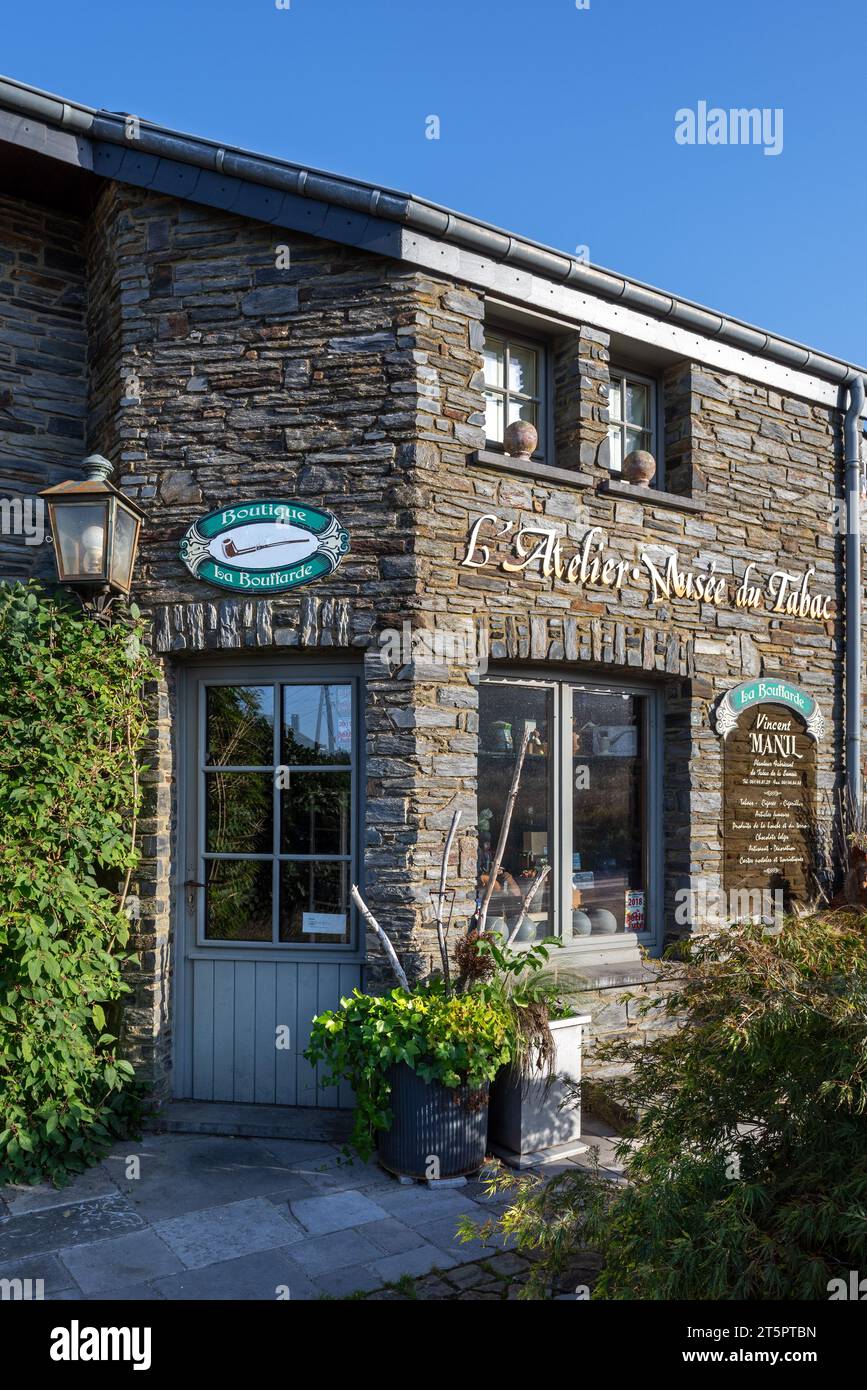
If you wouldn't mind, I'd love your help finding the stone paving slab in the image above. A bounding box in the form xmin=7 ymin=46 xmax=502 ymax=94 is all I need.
xmin=284 ymin=1226 xmax=384 ymax=1277
xmin=103 ymin=1135 xmax=311 ymax=1222
xmin=152 ymin=1245 xmax=320 ymax=1301
xmin=374 ymin=1185 xmax=480 ymax=1224
xmin=50 ymin=1281 xmax=166 ymax=1301
xmin=309 ymin=1260 xmax=384 ymax=1299
xmin=258 ymin=1140 xmax=343 ymax=1165
xmin=283 ymin=1153 xmax=394 ymax=1195
xmin=154 ymin=1197 xmax=304 ymax=1269
xmin=2 ymin=1166 xmax=121 ymax=1216
xmin=289 ymin=1189 xmax=389 ymax=1235
xmin=354 ymin=1216 xmax=426 ymax=1256
xmin=0 ymin=1194 xmax=145 ymax=1261
xmin=58 ymin=1229 xmax=185 ymax=1294
xmin=0 ymin=1251 xmax=81 ymax=1295
xmin=367 ymin=1242 xmax=457 ymax=1283
xmin=410 ymin=1213 xmax=502 ymax=1264
xmin=0 ymin=1131 xmax=575 ymax=1302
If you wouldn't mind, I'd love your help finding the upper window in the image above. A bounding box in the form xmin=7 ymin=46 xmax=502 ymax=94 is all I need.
xmin=607 ymin=371 xmax=656 ymax=475
xmin=483 ymin=332 xmax=544 ymax=456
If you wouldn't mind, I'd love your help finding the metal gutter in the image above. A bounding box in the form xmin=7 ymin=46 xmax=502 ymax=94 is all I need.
xmin=844 ymin=378 xmax=865 ymax=809
xmin=0 ymin=71 xmax=865 ymax=389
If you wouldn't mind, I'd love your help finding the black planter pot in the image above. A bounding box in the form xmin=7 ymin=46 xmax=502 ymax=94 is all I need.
xmin=377 ymin=1062 xmax=489 ymax=1179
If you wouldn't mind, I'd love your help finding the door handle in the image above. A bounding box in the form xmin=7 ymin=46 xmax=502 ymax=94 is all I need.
xmin=184 ymin=880 xmax=206 ymax=888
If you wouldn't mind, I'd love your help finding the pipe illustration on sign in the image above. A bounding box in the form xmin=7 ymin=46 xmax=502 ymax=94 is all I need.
xmin=180 ymin=500 xmax=350 ymax=594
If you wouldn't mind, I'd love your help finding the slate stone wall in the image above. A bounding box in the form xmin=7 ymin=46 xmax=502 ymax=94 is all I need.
xmin=0 ymin=195 xmax=88 ymax=580
xmin=2 ymin=176 xmax=851 ymax=1098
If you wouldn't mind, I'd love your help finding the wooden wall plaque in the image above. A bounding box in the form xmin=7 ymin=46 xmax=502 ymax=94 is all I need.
xmin=721 ymin=702 xmax=817 ymax=905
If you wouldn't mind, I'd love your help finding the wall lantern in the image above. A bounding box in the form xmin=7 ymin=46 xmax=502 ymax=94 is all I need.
xmin=39 ymin=454 xmax=145 ymax=610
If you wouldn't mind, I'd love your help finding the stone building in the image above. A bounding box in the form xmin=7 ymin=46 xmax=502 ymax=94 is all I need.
xmin=1 ymin=76 xmax=862 ymax=1117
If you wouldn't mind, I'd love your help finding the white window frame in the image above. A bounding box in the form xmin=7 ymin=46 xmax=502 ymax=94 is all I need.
xmin=483 ymin=328 xmax=547 ymax=460
xmin=607 ymin=368 xmax=663 ymax=484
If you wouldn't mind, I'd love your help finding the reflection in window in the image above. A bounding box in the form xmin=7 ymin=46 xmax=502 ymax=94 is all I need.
xmin=477 ymin=679 xmax=650 ymax=945
xmin=280 ymin=771 xmax=351 ymax=856
xmin=607 ymin=372 xmax=654 ymax=475
xmin=477 ymin=683 xmax=552 ymax=942
xmin=483 ymin=333 xmax=543 ymax=454
xmin=282 ymin=684 xmax=352 ymax=764
xmin=206 ymin=686 xmax=274 ymax=766
xmin=572 ymin=691 xmax=645 ymax=937
xmin=206 ymin=772 xmax=273 ymax=854
xmin=201 ymin=680 xmax=354 ymax=945
xmin=205 ymin=859 xmax=272 ymax=941
xmin=279 ymin=860 xmax=350 ymax=944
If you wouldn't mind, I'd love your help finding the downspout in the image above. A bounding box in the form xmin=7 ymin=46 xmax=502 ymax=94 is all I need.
xmin=844 ymin=375 xmax=865 ymax=809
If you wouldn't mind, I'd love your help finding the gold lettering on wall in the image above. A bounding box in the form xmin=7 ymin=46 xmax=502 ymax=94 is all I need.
xmin=460 ymin=517 xmax=835 ymax=622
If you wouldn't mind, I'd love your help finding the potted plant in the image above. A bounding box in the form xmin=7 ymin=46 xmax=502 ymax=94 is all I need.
xmin=306 ymin=981 xmax=512 ymax=1176
xmin=459 ymin=930 xmax=590 ymax=1165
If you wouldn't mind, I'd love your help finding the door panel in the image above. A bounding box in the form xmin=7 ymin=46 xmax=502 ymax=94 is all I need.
xmin=175 ymin=663 xmax=363 ymax=1106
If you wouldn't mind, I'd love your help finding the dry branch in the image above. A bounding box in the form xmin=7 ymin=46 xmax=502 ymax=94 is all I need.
xmin=350 ymin=884 xmax=410 ymax=991
xmin=477 ymin=723 xmax=532 ymax=935
xmin=433 ymin=808 xmax=461 ymax=990
xmin=506 ymin=864 xmax=551 ymax=945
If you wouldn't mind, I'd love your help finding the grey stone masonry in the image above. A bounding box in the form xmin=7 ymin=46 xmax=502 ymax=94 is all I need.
xmin=0 ymin=196 xmax=88 ymax=580
xmin=0 ymin=174 xmax=853 ymax=1098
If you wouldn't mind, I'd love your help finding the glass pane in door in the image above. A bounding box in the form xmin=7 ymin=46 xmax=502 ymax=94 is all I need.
xmin=571 ymin=690 xmax=645 ymax=939
xmin=279 ymin=681 xmax=354 ymax=946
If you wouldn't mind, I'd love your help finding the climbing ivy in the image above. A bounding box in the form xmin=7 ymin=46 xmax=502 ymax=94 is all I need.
xmin=0 ymin=581 xmax=156 ymax=1185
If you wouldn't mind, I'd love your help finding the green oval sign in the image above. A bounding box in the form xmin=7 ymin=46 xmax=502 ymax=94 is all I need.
xmin=179 ymin=500 xmax=350 ymax=594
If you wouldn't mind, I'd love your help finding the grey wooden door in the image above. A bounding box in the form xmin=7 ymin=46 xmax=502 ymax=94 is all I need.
xmin=174 ymin=661 xmax=363 ymax=1107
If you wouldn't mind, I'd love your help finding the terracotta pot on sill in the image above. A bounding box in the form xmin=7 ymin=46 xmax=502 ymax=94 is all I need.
xmin=622 ymin=449 xmax=657 ymax=486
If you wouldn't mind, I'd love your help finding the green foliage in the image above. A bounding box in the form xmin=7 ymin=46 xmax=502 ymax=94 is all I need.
xmin=0 ymin=581 xmax=155 ymax=1185
xmin=464 ymin=933 xmax=585 ymax=1078
xmin=305 ymin=983 xmax=513 ymax=1159
xmin=463 ymin=914 xmax=867 ymax=1299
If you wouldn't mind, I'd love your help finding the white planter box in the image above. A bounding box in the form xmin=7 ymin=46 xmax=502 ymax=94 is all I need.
xmin=488 ymin=1013 xmax=592 ymax=1167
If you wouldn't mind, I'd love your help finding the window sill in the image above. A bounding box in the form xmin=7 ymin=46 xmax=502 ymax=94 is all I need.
xmin=597 ymin=479 xmax=704 ymax=514
xmin=557 ymin=957 xmax=664 ymax=991
xmin=470 ymin=449 xmax=594 ymax=490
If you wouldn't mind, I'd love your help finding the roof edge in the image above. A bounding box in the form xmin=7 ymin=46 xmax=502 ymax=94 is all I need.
xmin=0 ymin=73 xmax=864 ymax=390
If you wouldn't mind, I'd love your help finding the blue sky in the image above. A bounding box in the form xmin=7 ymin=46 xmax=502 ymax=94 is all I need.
xmin=3 ymin=0 xmax=863 ymax=363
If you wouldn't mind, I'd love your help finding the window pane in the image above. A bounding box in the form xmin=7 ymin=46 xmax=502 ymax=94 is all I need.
xmin=624 ymin=381 xmax=648 ymax=428
xmin=280 ymin=860 xmax=351 ymax=944
xmin=608 ymin=425 xmax=623 ymax=473
xmin=625 ymin=426 xmax=649 ymax=458
xmin=485 ymin=391 xmax=504 ymax=442
xmin=206 ymin=772 xmax=273 ymax=854
xmin=572 ymin=691 xmax=645 ymax=937
xmin=483 ymin=338 xmax=505 ymax=388
xmin=207 ymin=686 xmax=274 ymax=766
xmin=282 ymin=684 xmax=352 ymax=764
xmin=508 ymin=344 xmax=537 ymax=397
xmin=53 ymin=501 xmax=107 ymax=579
xmin=281 ymin=770 xmax=351 ymax=856
xmin=110 ymin=507 xmax=138 ymax=591
xmin=205 ymin=859 xmax=272 ymax=941
xmin=607 ymin=379 xmax=622 ymax=423
xmin=477 ymin=683 xmax=553 ymax=942
xmin=506 ymin=397 xmax=538 ymax=430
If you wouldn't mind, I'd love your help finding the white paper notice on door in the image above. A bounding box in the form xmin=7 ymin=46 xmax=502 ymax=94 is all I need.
xmin=302 ymin=912 xmax=346 ymax=936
